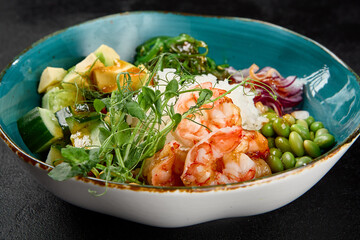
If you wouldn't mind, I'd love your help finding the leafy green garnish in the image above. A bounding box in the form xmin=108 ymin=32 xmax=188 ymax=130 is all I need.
xmin=49 ymin=146 xmax=100 ymax=181
xmin=134 ymin=33 xmax=229 ymax=79
xmin=48 ymin=50 xmax=257 ymax=185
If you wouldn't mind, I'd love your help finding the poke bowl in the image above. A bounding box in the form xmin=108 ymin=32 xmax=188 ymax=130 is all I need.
xmin=0 ymin=11 xmax=359 ymax=227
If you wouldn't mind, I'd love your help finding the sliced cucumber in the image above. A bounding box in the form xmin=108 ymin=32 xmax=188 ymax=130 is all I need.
xmin=17 ymin=107 xmax=64 ymax=153
xmin=55 ymin=106 xmax=73 ymax=138
xmin=69 ymin=119 xmax=104 ymax=148
xmin=42 ymin=87 xmax=83 ymax=113
xmin=65 ymin=114 xmax=100 ymax=133
xmin=45 ymin=144 xmax=64 ymax=166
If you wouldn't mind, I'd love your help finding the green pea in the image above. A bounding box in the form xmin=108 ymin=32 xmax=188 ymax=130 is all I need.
xmin=283 ymin=114 xmax=296 ymax=126
xmin=269 ymin=147 xmax=282 ymax=158
xmin=261 ymin=123 xmax=275 ymax=137
xmin=310 ymin=121 xmax=324 ymax=132
xmin=263 ymin=112 xmax=279 ymax=122
xmin=303 ymin=140 xmax=322 ymax=158
xmin=281 ymin=152 xmax=296 ymax=169
xmin=296 ymin=119 xmax=309 ymax=129
xmin=290 ymin=124 xmax=311 ymax=140
xmin=314 ymin=133 xmax=335 ymax=149
xmin=289 ymin=131 xmax=305 ymax=157
xmin=267 ymin=137 xmax=275 ymax=148
xmin=295 ymin=156 xmax=313 ymax=168
xmin=272 ymin=118 xmax=290 ymax=137
xmin=305 ymin=116 xmax=315 ymax=126
xmin=275 ymin=136 xmax=292 ymax=153
xmin=267 ymin=155 xmax=284 ymax=173
xmin=315 ymin=128 xmax=329 ymax=138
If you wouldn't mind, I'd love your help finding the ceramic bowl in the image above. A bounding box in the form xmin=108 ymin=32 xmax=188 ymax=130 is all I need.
xmin=0 ymin=12 xmax=359 ymax=227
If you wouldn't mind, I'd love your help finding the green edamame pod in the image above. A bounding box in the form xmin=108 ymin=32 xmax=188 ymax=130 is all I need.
xmin=314 ymin=133 xmax=335 ymax=149
xmin=289 ymin=131 xmax=305 ymax=157
xmin=304 ymin=140 xmax=321 ymax=158
xmin=295 ymin=156 xmax=313 ymax=168
xmin=281 ymin=152 xmax=296 ymax=169
xmin=290 ymin=124 xmax=311 ymax=140
xmin=267 ymin=155 xmax=284 ymax=173
xmin=275 ymin=136 xmax=292 ymax=153
xmin=272 ymin=118 xmax=290 ymax=137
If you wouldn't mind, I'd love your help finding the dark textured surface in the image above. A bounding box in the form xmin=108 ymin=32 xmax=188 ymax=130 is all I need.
xmin=0 ymin=0 xmax=359 ymax=239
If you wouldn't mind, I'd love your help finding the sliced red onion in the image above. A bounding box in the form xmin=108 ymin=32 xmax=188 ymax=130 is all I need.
xmin=227 ymin=65 xmax=304 ymax=115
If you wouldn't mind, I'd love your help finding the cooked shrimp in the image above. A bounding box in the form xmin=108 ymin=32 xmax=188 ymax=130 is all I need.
xmin=252 ymin=158 xmax=272 ymax=178
xmin=142 ymin=141 xmax=188 ymax=186
xmin=180 ymin=126 xmax=255 ymax=186
xmin=229 ymin=130 xmax=271 ymax=178
xmin=233 ymin=130 xmax=270 ymax=160
xmin=181 ymin=127 xmax=271 ymax=186
xmin=173 ymin=82 xmax=242 ymax=147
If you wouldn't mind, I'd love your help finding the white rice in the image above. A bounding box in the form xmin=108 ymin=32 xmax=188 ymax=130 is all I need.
xmin=155 ymin=68 xmax=267 ymax=131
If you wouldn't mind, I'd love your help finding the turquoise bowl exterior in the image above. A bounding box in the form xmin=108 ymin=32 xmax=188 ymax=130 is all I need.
xmin=0 ymin=11 xmax=359 ymax=181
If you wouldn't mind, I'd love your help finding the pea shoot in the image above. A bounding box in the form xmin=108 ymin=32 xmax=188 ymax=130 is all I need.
xmin=48 ymin=54 xmax=249 ymax=185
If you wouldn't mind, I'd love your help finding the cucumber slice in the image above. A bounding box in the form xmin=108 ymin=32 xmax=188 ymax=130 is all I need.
xmin=69 ymin=120 xmax=104 ymax=148
xmin=45 ymin=144 xmax=64 ymax=166
xmin=17 ymin=107 xmax=64 ymax=153
xmin=42 ymin=87 xmax=83 ymax=113
xmin=55 ymin=106 xmax=73 ymax=138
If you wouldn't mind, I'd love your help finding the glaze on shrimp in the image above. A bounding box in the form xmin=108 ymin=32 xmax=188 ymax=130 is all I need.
xmin=143 ymin=141 xmax=188 ymax=186
xmin=172 ymin=82 xmax=241 ymax=147
xmin=181 ymin=127 xmax=271 ymax=186
xmin=180 ymin=126 xmax=255 ymax=186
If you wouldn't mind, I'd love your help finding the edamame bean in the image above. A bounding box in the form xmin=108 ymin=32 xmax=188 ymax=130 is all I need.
xmin=290 ymin=124 xmax=311 ymax=140
xmin=289 ymin=131 xmax=305 ymax=157
xmin=267 ymin=155 xmax=284 ymax=172
xmin=267 ymin=137 xmax=275 ymax=148
xmin=283 ymin=114 xmax=296 ymax=126
xmin=269 ymin=148 xmax=282 ymax=158
xmin=263 ymin=112 xmax=278 ymax=122
xmin=272 ymin=118 xmax=290 ymax=137
xmin=310 ymin=131 xmax=315 ymax=141
xmin=315 ymin=128 xmax=329 ymax=138
xmin=295 ymin=156 xmax=313 ymax=168
xmin=275 ymin=136 xmax=292 ymax=153
xmin=296 ymin=119 xmax=309 ymax=129
xmin=310 ymin=121 xmax=324 ymax=132
xmin=314 ymin=133 xmax=335 ymax=149
xmin=261 ymin=122 xmax=275 ymax=137
xmin=305 ymin=116 xmax=315 ymax=126
xmin=281 ymin=152 xmax=295 ymax=169
xmin=304 ymin=140 xmax=321 ymax=158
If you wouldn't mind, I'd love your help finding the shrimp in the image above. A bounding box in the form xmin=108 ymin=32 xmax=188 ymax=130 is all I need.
xmin=181 ymin=126 xmax=253 ymax=186
xmin=233 ymin=130 xmax=270 ymax=160
xmin=181 ymin=127 xmax=271 ymax=186
xmin=228 ymin=130 xmax=271 ymax=179
xmin=172 ymin=82 xmax=242 ymax=147
xmin=142 ymin=141 xmax=188 ymax=186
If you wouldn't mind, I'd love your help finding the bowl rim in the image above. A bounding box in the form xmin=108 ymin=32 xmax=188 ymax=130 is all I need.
xmin=0 ymin=10 xmax=359 ymax=193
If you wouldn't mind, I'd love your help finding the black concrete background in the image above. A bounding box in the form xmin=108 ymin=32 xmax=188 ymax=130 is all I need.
xmin=0 ymin=0 xmax=359 ymax=239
